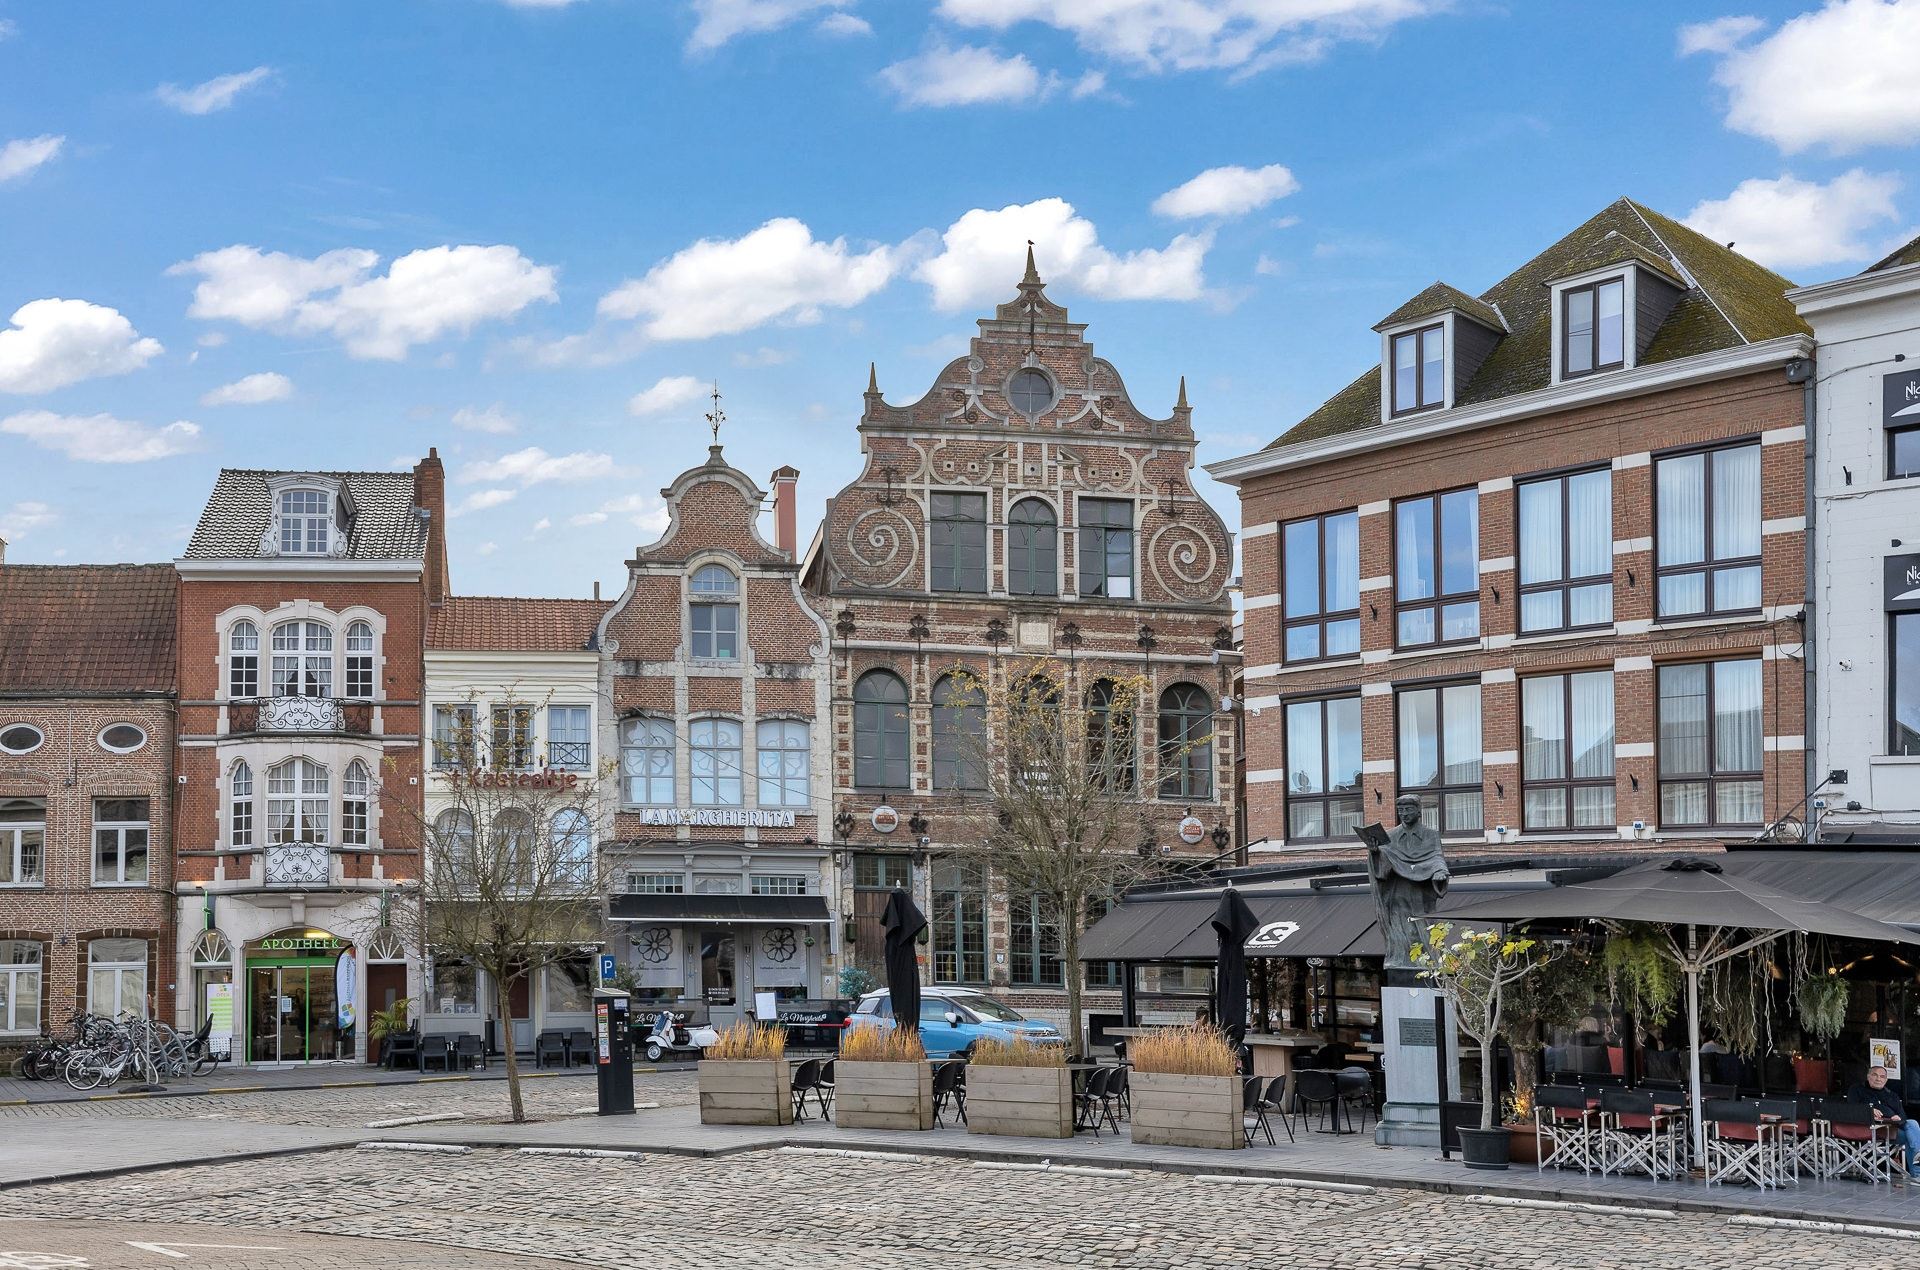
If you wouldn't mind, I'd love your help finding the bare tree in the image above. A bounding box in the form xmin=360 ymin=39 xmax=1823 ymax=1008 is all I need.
xmin=940 ymin=659 xmax=1195 ymax=1054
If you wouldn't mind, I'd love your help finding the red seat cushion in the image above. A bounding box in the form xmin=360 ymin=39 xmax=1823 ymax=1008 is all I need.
xmin=1618 ymin=1114 xmax=1657 ymax=1131
xmin=1831 ymin=1123 xmax=1878 ymax=1142
xmin=1716 ymin=1123 xmax=1764 ymax=1142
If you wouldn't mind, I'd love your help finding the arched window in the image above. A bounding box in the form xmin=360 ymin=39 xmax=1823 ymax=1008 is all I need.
xmin=267 ymin=758 xmax=329 ymax=844
xmin=552 ymin=808 xmax=594 ymax=887
xmin=853 ymin=670 xmax=909 ymax=790
xmin=1008 ymin=672 xmax=1060 ymax=792
xmin=1087 ymin=678 xmax=1136 ymax=791
xmin=756 ymin=719 xmax=810 ymax=806
xmin=491 ymin=809 xmax=534 ymax=886
xmin=228 ymin=620 xmax=260 ymax=699
xmin=343 ymin=621 xmax=375 ymax=699
xmin=1006 ymin=500 xmax=1058 ymax=597
xmin=365 ymin=928 xmax=406 ymax=962
xmin=271 ymin=621 xmax=332 ymax=698
xmin=192 ymin=930 xmax=233 ymax=966
xmin=279 ymin=487 xmax=333 ymax=555
xmin=341 ymin=760 xmax=371 ymax=847
xmin=620 ymin=717 xmax=675 ymax=806
xmin=1157 ymin=684 xmax=1214 ymax=800
xmin=689 ymin=565 xmax=739 ymax=660
xmin=435 ymin=808 xmax=476 ymax=883
xmin=931 ymin=674 xmax=985 ymax=791
xmin=690 ymin=718 xmax=743 ymax=806
xmin=229 ymin=762 xmax=254 ymax=848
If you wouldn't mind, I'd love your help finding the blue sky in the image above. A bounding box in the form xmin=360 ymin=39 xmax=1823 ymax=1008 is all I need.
xmin=1 ymin=0 xmax=1914 ymax=598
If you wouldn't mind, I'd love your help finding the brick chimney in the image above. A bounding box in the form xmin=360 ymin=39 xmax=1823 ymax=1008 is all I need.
xmin=414 ymin=448 xmax=450 ymax=606
xmin=770 ymin=465 xmax=799 ymax=557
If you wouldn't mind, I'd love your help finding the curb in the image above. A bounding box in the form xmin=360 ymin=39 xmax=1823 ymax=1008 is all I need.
xmin=0 ymin=1067 xmax=618 ymax=1107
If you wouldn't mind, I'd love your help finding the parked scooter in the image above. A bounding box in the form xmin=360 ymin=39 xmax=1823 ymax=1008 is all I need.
xmin=642 ymin=1009 xmax=719 ymax=1062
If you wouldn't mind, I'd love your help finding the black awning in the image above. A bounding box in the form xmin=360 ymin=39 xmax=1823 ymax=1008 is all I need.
xmin=1228 ymin=892 xmax=1382 ymax=959
xmin=1078 ymin=897 xmax=1217 ymax=962
xmin=609 ymin=894 xmax=831 ymax=924
xmin=1715 ymin=851 xmax=1920 ymax=929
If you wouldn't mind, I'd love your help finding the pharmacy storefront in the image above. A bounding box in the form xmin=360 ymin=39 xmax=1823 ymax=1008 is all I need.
xmin=244 ymin=929 xmax=356 ymax=1063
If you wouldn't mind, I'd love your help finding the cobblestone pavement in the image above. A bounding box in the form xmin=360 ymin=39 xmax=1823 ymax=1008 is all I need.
xmin=0 ymin=1146 xmax=1900 ymax=1269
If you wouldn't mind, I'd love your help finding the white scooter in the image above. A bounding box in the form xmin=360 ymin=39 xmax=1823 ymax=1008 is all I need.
xmin=643 ymin=1009 xmax=719 ymax=1063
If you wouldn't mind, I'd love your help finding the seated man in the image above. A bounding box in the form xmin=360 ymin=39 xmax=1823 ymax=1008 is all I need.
xmin=1845 ymin=1064 xmax=1920 ymax=1179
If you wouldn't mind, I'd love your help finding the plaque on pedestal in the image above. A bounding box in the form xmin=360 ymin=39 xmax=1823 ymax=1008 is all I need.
xmin=1375 ymin=984 xmax=1457 ymax=1148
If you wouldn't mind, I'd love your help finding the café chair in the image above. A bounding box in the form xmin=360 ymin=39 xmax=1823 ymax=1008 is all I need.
xmin=1820 ymin=1100 xmax=1894 ymax=1184
xmin=1703 ymin=1098 xmax=1778 ymax=1189
xmin=1597 ymin=1088 xmax=1683 ymax=1180
xmin=1533 ymin=1085 xmax=1598 ymax=1174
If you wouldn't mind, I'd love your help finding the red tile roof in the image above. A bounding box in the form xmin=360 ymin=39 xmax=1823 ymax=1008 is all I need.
xmin=0 ymin=564 xmax=177 ymax=694
xmin=427 ymin=596 xmax=607 ymax=653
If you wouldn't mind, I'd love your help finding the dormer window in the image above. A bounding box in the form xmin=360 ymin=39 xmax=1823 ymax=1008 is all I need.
xmin=1562 ymin=278 xmax=1625 ymax=378
xmin=279 ymin=488 xmax=332 ymax=555
xmin=1390 ymin=325 xmax=1444 ymax=416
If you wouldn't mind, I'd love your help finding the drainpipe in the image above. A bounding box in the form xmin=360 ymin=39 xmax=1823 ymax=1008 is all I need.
xmin=1791 ymin=356 xmax=1818 ymax=839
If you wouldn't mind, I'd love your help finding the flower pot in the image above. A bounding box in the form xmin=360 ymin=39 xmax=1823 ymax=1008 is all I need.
xmin=1458 ymin=1126 xmax=1511 ymax=1170
xmin=1505 ymin=1122 xmax=1539 ymax=1165
xmin=699 ymin=1058 xmax=795 ymax=1126
xmin=967 ymin=1065 xmax=1075 ymax=1139
xmin=836 ymin=1060 xmax=934 ymax=1131
xmin=1129 ymin=1071 xmax=1244 ymax=1150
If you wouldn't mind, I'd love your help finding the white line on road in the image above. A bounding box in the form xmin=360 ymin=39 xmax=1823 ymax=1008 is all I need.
xmin=127 ymin=1241 xmax=286 ymax=1259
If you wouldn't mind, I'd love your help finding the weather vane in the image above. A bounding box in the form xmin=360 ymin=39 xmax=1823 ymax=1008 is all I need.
xmin=706 ymin=381 xmax=725 ymax=446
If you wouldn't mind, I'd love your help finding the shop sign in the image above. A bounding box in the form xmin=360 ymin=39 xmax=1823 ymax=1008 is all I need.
xmin=445 ymin=768 xmax=581 ymax=791
xmin=1245 ymin=921 xmax=1300 ymax=951
xmin=637 ymin=808 xmax=796 ymax=828
xmin=205 ymin=983 xmax=234 ymax=1059
xmin=1885 ymin=368 xmax=1920 ymax=428
xmin=258 ymin=935 xmax=348 ymax=952
xmin=870 ymin=805 xmax=900 ymax=834
xmin=1177 ymin=815 xmax=1206 ymax=845
xmin=1887 ymin=553 xmax=1920 ymax=613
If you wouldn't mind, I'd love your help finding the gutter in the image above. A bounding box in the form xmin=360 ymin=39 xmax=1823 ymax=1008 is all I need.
xmin=1795 ymin=355 xmax=1819 ymax=837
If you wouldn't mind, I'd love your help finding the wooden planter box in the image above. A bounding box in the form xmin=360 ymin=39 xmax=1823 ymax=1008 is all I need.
xmin=1129 ymin=1071 xmax=1244 ymax=1150
xmin=698 ymin=1058 xmax=794 ymax=1126
xmin=966 ymin=1064 xmax=1075 ymax=1139
xmin=836 ymin=1060 xmax=934 ymax=1131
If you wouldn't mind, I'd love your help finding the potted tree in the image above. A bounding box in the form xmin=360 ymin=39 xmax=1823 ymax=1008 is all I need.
xmin=836 ymin=1025 xmax=934 ymax=1130
xmin=367 ymin=997 xmax=414 ymax=1068
xmin=1412 ymin=922 xmax=1555 ymax=1170
xmin=1128 ymin=1023 xmax=1243 ymax=1150
xmin=698 ymin=1022 xmax=794 ymax=1126
xmin=967 ymin=1035 xmax=1073 ymax=1139
xmin=1496 ymin=944 xmax=1603 ymax=1163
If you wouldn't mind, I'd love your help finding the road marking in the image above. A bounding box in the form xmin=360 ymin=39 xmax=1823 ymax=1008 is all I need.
xmin=519 ymin=1147 xmax=645 ymax=1159
xmin=1468 ymin=1195 xmax=1675 ymax=1220
xmin=357 ymin=1141 xmax=473 ymax=1153
xmin=0 ymin=1252 xmax=91 ymax=1268
xmin=1197 ymin=1175 xmax=1375 ymax=1194
xmin=364 ymin=1112 xmax=467 ymax=1128
xmin=1729 ymin=1215 xmax=1920 ymax=1241
xmin=126 ymin=1242 xmax=285 ymax=1259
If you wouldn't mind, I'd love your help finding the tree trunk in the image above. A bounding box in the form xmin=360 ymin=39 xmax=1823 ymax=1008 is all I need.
xmin=497 ymin=973 xmax=525 ymax=1123
xmin=1063 ymin=909 xmax=1084 ymax=1056
xmin=1509 ymin=1019 xmax=1541 ymax=1124
xmin=1479 ymin=999 xmax=1499 ymax=1130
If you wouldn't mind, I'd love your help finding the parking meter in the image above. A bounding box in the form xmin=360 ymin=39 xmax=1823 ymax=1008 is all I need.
xmin=593 ymin=987 xmax=635 ymax=1116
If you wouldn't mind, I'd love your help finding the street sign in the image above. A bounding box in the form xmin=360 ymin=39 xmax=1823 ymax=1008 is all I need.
xmin=599 ymin=953 xmax=617 ymax=985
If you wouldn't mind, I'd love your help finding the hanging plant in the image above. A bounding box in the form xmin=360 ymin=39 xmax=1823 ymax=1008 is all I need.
xmin=1602 ymin=925 xmax=1680 ymax=1027
xmin=1796 ymin=975 xmax=1849 ymax=1044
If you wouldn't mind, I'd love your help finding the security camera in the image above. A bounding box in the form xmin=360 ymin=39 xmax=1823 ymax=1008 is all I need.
xmin=917 ymin=835 xmax=930 ymax=848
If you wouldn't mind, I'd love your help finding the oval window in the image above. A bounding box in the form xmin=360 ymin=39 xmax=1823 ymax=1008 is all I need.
xmin=0 ymin=724 xmax=44 ymax=755
xmin=98 ymin=723 xmax=147 ymax=753
xmin=1007 ymin=368 xmax=1055 ymax=417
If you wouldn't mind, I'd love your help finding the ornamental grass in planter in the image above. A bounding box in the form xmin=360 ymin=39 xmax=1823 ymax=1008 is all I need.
xmin=837 ymin=1026 xmax=934 ymax=1131
xmin=966 ymin=1036 xmax=1073 ymax=1140
xmin=1128 ymin=1024 xmax=1244 ymax=1150
xmin=698 ymin=1022 xmax=794 ymax=1126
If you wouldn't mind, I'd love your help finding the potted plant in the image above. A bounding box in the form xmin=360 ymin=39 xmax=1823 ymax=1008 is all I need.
xmin=1496 ymin=943 xmax=1603 ymax=1157
xmin=1413 ymin=923 xmax=1555 ymax=1170
xmin=966 ymin=1035 xmax=1073 ymax=1139
xmin=367 ymin=997 xmax=413 ymax=1067
xmin=1127 ymin=1023 xmax=1243 ymax=1150
xmin=698 ymin=1022 xmax=794 ymax=1126
xmin=836 ymin=1025 xmax=934 ymax=1130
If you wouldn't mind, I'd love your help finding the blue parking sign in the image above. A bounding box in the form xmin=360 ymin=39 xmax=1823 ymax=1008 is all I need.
xmin=599 ymin=953 xmax=617 ymax=985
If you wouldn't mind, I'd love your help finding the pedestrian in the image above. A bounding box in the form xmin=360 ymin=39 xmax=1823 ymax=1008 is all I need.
xmin=1845 ymin=1064 xmax=1920 ymax=1179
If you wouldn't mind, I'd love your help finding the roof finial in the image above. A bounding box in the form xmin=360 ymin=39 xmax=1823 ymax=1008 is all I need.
xmin=867 ymin=361 xmax=879 ymax=394
xmin=1023 ymin=239 xmax=1042 ymax=287
xmin=1176 ymin=375 xmax=1189 ymax=411
xmin=705 ymin=381 xmax=725 ymax=449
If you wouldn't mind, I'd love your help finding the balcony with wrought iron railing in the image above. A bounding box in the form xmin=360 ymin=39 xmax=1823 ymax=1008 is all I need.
xmin=228 ymin=696 xmax=375 ymax=737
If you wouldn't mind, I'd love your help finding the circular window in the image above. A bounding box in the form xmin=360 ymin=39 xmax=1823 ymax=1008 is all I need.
xmin=1007 ymin=368 xmax=1056 ymax=417
xmin=98 ymin=723 xmax=147 ymax=753
xmin=0 ymin=724 xmax=43 ymax=755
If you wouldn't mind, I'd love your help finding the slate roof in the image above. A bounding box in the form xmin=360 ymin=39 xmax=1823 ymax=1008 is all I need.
xmin=1272 ymin=198 xmax=1809 ymax=448
xmin=1868 ymin=233 xmax=1920 ymax=274
xmin=183 ymin=469 xmax=427 ymax=561
xmin=1373 ymin=281 xmax=1506 ymax=333
xmin=0 ymin=564 xmax=177 ymax=694
xmin=427 ymin=596 xmax=608 ymax=653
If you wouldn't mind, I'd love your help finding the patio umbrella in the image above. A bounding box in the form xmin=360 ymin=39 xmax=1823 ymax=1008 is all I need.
xmin=1441 ymin=857 xmax=1920 ymax=1161
xmin=881 ymin=887 xmax=927 ymax=1035
xmin=1212 ymin=886 xmax=1258 ymax=1048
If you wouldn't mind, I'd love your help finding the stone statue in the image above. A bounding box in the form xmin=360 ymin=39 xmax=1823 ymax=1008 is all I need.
xmin=1360 ymin=794 xmax=1451 ymax=971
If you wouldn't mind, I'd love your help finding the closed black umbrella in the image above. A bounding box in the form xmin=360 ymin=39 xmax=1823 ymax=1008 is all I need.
xmin=1212 ymin=886 xmax=1259 ymax=1048
xmin=881 ymin=887 xmax=927 ymax=1034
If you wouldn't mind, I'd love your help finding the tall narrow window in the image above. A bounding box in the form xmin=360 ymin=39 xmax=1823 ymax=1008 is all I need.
xmin=1522 ymin=672 xmax=1616 ymax=831
xmin=228 ymin=620 xmax=259 ymax=698
xmin=1087 ymin=678 xmax=1136 ymax=791
xmin=547 ymin=705 xmax=590 ymax=770
xmin=756 ymin=719 xmax=810 ymax=806
xmin=92 ymin=798 xmax=150 ymax=884
xmin=620 ymin=717 xmax=675 ymax=805
xmin=0 ymin=797 xmax=44 ymax=887
xmin=931 ymin=857 xmax=987 ymax=984
xmin=852 ymin=670 xmax=910 ymax=790
xmin=552 ymin=809 xmax=594 ymax=888
xmin=1009 ymin=894 xmax=1062 ymax=986
xmin=492 ymin=810 xmax=534 ymax=888
xmin=689 ymin=565 xmax=740 ymax=660
xmin=435 ymin=809 xmax=477 ymax=886
xmin=1656 ymin=444 xmax=1761 ymax=619
xmin=0 ymin=940 xmax=41 ymax=1035
xmin=1006 ymin=499 xmax=1058 ymax=596
xmin=1284 ymin=697 xmax=1362 ymax=842
xmin=1394 ymin=488 xmax=1479 ymax=647
xmin=1896 ymin=611 xmax=1920 ymax=756
xmin=279 ymin=488 xmax=331 ymax=555
xmin=229 ymin=763 xmax=253 ymax=849
xmin=1892 ymin=420 xmax=1920 ymax=480
xmin=433 ymin=704 xmax=477 ymax=769
xmin=1658 ymin=660 xmax=1762 ymax=827
xmin=87 ymin=938 xmax=147 ymax=1019
xmin=490 ymin=705 xmax=534 ymax=770
xmin=929 ymin=493 xmax=988 ymax=593
xmin=1518 ymin=468 xmax=1613 ymax=633
xmin=690 ymin=718 xmax=743 ymax=806
xmin=267 ymin=759 xmax=329 ymax=845
xmin=1157 ymin=684 xmax=1214 ymax=799
xmin=1077 ymin=498 xmax=1135 ymax=599
xmin=930 ymin=675 xmax=985 ymax=791
xmin=1390 ymin=324 xmax=1445 ymax=414
xmin=341 ymin=760 xmax=371 ymax=847
xmin=1282 ymin=510 xmax=1360 ymax=662
xmin=271 ymin=621 xmax=332 ymax=697
xmin=1397 ymin=683 xmax=1483 ymax=833
xmin=1562 ymin=278 xmax=1625 ymax=378
xmin=343 ymin=621 xmax=375 ymax=698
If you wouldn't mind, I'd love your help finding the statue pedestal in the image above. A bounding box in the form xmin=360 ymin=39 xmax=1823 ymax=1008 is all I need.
xmin=1375 ymin=981 xmax=1456 ymax=1148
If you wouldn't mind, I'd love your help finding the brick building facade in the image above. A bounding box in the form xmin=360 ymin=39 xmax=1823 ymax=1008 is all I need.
xmin=0 ymin=561 xmax=178 ymax=1049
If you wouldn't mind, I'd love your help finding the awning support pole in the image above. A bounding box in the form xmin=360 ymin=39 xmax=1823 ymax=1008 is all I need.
xmin=1686 ymin=923 xmax=1706 ymax=1165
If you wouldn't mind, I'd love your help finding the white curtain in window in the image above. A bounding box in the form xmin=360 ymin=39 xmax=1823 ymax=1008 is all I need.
xmin=1396 ymin=499 xmax=1435 ymax=601
xmin=1397 ymin=690 xmax=1438 ymax=787
xmin=1713 ymin=660 xmax=1763 ymax=774
xmin=1324 ymin=512 xmax=1359 ymax=612
xmin=1658 ymin=664 xmax=1709 ymax=777
xmin=1327 ymin=697 xmax=1362 ymax=792
xmin=1570 ymin=670 xmax=1615 ymax=779
xmin=1521 ymin=678 xmax=1564 ymax=780
xmin=1568 ymin=470 xmax=1611 ymax=578
xmin=1712 ymin=446 xmax=1761 ymax=559
xmin=1657 ymin=454 xmax=1706 ymax=566
xmin=1441 ymin=684 xmax=1482 ymax=786
xmin=1286 ymin=702 xmax=1325 ymax=794
xmin=1518 ymin=481 xmax=1561 ymax=585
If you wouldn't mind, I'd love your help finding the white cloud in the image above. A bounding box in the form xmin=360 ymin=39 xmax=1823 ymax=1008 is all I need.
xmin=915 ymin=197 xmax=1210 ymax=310
xmin=880 ymin=43 xmax=1048 ymax=108
xmin=599 ymin=217 xmax=899 ymax=340
xmin=0 ymin=135 xmax=65 ymax=184
xmin=530 ymin=517 xmax=552 ymax=535
xmin=457 ymin=446 xmax=618 ymax=486
xmin=503 ymin=0 xmax=583 ymax=7
xmin=568 ymin=510 xmax=609 ymax=526
xmin=1689 ymin=0 xmax=1920 ymax=153
xmin=475 ymin=540 xmax=499 ymax=556
xmin=452 ymin=489 xmax=517 ymax=517
xmin=1152 ymin=163 xmax=1300 ymax=219
xmin=688 ymin=0 xmax=855 ymax=50
xmin=0 ymin=20 xmax=16 ymax=40
xmin=196 ymin=331 xmax=228 ymax=348
xmin=596 ymin=492 xmax=672 ymax=535
xmin=1254 ymin=253 xmax=1285 ymax=276
xmin=200 ymin=371 xmax=293 ymax=406
xmin=1684 ymin=170 xmax=1904 ymax=270
xmin=0 ymin=299 xmax=163 ymax=394
xmin=0 ymin=501 xmax=56 ymax=542
xmin=452 ymin=404 xmax=518 ymax=434
xmin=1676 ymin=14 xmax=1765 ymax=54
xmin=629 ymin=374 xmax=708 ymax=416
xmin=157 ymin=66 xmax=273 ymax=115
xmin=1069 ymin=70 xmax=1107 ymax=99
xmin=935 ymin=0 xmax=1441 ymax=75
xmin=819 ymin=11 xmax=872 ymax=35
xmin=171 ymin=243 xmax=557 ymax=360
xmin=1 ymin=410 xmax=201 ymax=463
xmin=732 ymin=346 xmax=791 ymax=367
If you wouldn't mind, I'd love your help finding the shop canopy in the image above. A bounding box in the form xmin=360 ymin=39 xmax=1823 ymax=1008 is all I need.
xmin=608 ymin=894 xmax=831 ymax=925
xmin=1082 ymin=890 xmax=1389 ymax=961
xmin=1711 ymin=850 xmax=1920 ymax=930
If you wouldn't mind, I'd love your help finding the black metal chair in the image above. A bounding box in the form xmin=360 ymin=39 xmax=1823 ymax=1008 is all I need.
xmin=1236 ymin=1044 xmax=1254 ymax=1075
xmin=1105 ymin=1065 xmax=1130 ymax=1122
xmin=1261 ymin=1075 xmax=1296 ymax=1142
xmin=1077 ymin=1066 xmax=1116 ymax=1136
xmin=416 ymin=1035 xmax=454 ymax=1073
xmin=566 ymin=1029 xmax=595 ymax=1066
xmin=1534 ymin=1084 xmax=1598 ymax=1173
xmin=1112 ymin=1039 xmax=1127 ymax=1065
xmin=1703 ymin=1097 xmax=1779 ymax=1188
xmin=1335 ymin=1066 xmax=1375 ymax=1133
xmin=1597 ymin=1088 xmax=1682 ymax=1179
xmin=1243 ymin=1076 xmax=1275 ymax=1146
xmin=534 ymin=1031 xmax=567 ymax=1069
xmin=932 ymin=1060 xmax=968 ymax=1128
xmin=454 ymin=1033 xmax=486 ymax=1071
xmin=382 ymin=1030 xmax=419 ymax=1071
xmin=1821 ymin=1099 xmax=1896 ymax=1183
xmin=1293 ymin=1069 xmax=1342 ymax=1133
xmin=814 ymin=1058 xmax=835 ymax=1120
xmin=790 ymin=1058 xmax=822 ymax=1122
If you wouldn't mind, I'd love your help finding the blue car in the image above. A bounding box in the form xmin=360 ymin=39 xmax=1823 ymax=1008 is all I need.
xmin=847 ymin=986 xmax=1064 ymax=1058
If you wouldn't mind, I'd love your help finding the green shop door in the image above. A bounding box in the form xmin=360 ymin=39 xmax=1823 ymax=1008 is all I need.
xmin=245 ymin=931 xmax=349 ymax=1063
